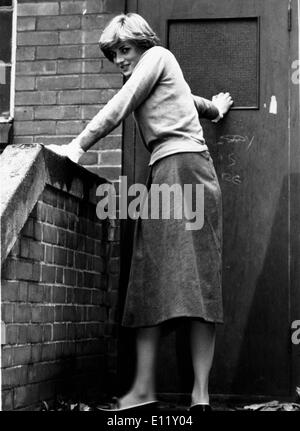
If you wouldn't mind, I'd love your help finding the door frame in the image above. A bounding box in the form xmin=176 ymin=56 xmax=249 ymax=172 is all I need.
xmin=289 ymin=0 xmax=300 ymax=397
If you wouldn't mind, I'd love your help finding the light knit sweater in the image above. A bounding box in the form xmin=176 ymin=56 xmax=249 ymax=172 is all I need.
xmin=71 ymin=46 xmax=220 ymax=165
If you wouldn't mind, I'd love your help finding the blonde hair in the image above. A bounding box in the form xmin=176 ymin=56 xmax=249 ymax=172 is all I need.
xmin=99 ymin=13 xmax=160 ymax=62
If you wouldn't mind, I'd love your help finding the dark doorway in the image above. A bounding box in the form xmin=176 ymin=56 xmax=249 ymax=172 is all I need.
xmin=119 ymin=0 xmax=299 ymax=399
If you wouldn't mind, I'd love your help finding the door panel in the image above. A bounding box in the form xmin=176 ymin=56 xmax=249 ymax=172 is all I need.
xmin=168 ymin=18 xmax=260 ymax=109
xmin=122 ymin=0 xmax=293 ymax=396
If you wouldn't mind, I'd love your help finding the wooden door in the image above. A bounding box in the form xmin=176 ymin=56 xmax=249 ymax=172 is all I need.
xmin=120 ymin=0 xmax=299 ymax=398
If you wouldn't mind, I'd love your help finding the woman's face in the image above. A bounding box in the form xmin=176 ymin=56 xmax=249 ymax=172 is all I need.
xmin=111 ymin=42 xmax=144 ymax=78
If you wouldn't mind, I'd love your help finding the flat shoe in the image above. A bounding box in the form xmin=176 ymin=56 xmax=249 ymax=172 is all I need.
xmin=97 ymin=397 xmax=158 ymax=412
xmin=189 ymin=404 xmax=212 ymax=413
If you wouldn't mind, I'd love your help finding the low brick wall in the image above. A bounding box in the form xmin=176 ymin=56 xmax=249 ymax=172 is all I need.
xmin=1 ymin=144 xmax=120 ymax=410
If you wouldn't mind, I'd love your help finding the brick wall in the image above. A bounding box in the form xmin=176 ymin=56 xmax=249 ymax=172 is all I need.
xmin=1 ymin=145 xmax=120 ymax=411
xmin=2 ymin=1 xmax=126 ymax=410
xmin=14 ymin=0 xmax=125 ymax=182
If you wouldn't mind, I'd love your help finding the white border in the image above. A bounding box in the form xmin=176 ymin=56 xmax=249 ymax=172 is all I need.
xmin=298 ymin=0 xmax=300 ymax=111
xmin=0 ymin=1 xmax=17 ymax=412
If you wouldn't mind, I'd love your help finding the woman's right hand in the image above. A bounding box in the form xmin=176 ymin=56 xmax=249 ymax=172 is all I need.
xmin=46 ymin=141 xmax=85 ymax=163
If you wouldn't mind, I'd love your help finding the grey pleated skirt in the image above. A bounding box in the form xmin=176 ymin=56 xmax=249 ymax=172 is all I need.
xmin=122 ymin=151 xmax=223 ymax=328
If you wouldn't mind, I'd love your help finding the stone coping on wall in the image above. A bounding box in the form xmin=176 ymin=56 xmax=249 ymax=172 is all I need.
xmin=0 ymin=143 xmax=108 ymax=266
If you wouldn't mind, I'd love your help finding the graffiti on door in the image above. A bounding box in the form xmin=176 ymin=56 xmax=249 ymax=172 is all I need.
xmin=217 ymin=135 xmax=255 ymax=185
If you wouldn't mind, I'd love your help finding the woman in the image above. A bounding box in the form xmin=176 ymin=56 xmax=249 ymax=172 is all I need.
xmin=47 ymin=13 xmax=233 ymax=412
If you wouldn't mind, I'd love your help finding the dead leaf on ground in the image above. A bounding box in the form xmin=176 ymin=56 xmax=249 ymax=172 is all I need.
xmin=243 ymin=400 xmax=300 ymax=411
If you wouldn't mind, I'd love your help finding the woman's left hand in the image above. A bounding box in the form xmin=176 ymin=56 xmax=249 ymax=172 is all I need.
xmin=212 ymin=92 xmax=233 ymax=117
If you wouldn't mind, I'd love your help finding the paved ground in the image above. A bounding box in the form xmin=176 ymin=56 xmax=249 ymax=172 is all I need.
xmin=40 ymin=393 xmax=300 ymax=412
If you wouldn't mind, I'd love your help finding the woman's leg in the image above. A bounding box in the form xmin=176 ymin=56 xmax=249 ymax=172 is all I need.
xmin=119 ymin=325 xmax=160 ymax=408
xmin=190 ymin=320 xmax=216 ymax=405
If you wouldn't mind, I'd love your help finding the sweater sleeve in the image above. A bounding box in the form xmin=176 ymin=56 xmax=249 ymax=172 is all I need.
xmin=192 ymin=94 xmax=220 ymax=121
xmin=71 ymin=48 xmax=165 ymax=150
